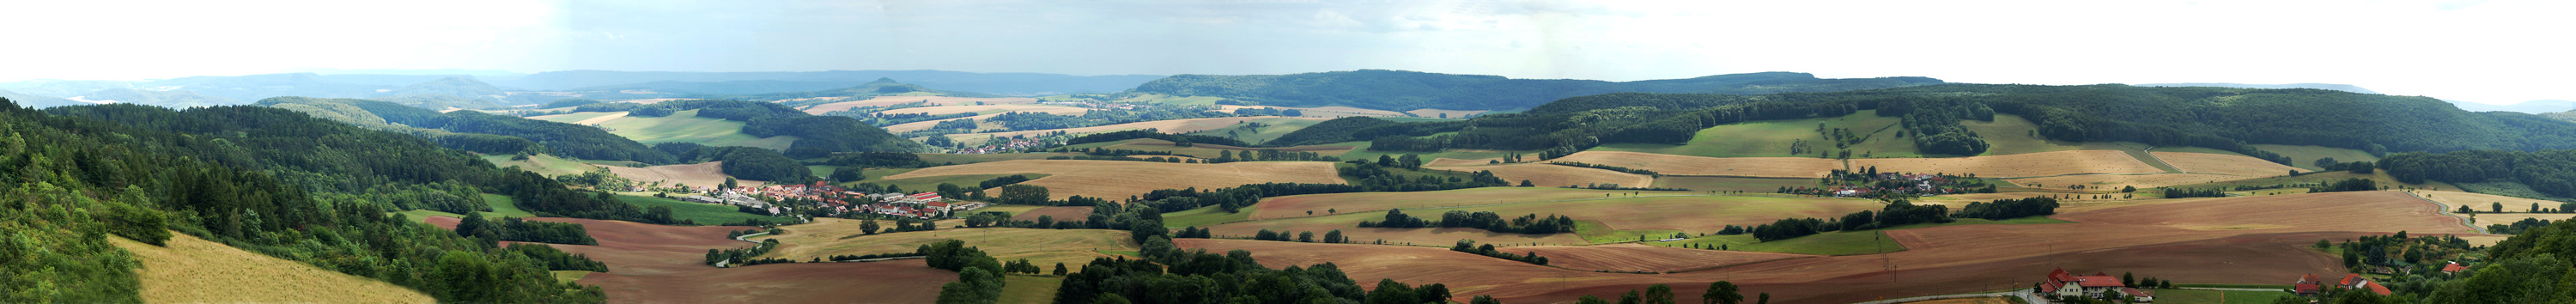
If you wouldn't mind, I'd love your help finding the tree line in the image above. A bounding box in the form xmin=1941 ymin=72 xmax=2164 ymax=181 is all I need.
xmin=3 ymin=99 xmax=608 ymax=302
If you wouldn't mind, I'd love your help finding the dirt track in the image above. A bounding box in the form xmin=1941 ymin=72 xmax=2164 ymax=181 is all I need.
xmin=1182 ymin=191 xmax=2484 ymax=304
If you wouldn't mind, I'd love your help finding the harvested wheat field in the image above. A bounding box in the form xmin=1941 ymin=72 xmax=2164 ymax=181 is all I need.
xmin=882 ymin=116 xmax=982 ymax=132
xmin=1011 ymin=206 xmax=1096 ymax=222
xmin=885 ymin=160 xmax=1344 ymax=199
xmin=507 ymin=218 xmax=951 ymax=303
xmin=2004 ymin=173 xmax=2262 ymax=190
xmin=877 ymin=104 xmax=1089 ymax=116
xmin=756 ymin=219 xmax=1136 ymax=270
xmin=799 ymin=96 xmax=1041 ymax=114
xmin=2411 ymin=190 xmax=2565 ymax=213
xmin=1186 ymin=191 xmax=2476 ymax=304
xmin=2153 ymin=152 xmax=2308 ymax=176
xmin=1249 ymin=187 xmax=1661 ymax=220
xmin=112 ymin=233 xmax=434 ymax=303
xmin=1854 ymin=150 xmax=2164 ymax=178
xmin=1553 ymin=151 xmax=1843 ymax=178
xmin=1430 ymin=163 xmax=1655 ymax=188
xmin=1495 ymin=244 xmax=1815 ymax=273
xmin=944 ymin=116 xmax=1319 ymax=143
xmin=604 ymin=161 xmax=763 ymax=188
xmin=1216 ymin=195 xmax=1876 ymax=246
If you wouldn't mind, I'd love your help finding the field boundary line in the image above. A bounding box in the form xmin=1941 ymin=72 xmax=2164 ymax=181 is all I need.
xmin=1236 ymin=192 xmax=1814 ymax=224
xmin=2398 ymin=191 xmax=2489 ymax=234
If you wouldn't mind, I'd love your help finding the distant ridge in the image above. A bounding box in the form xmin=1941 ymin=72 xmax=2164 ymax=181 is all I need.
xmin=1127 ymin=70 xmax=1944 ymax=111
xmin=2135 ymin=82 xmax=2380 ymax=94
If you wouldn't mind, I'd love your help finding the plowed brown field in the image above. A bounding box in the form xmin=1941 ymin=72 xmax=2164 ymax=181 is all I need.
xmin=499 ymin=218 xmax=950 ymax=303
xmin=1182 ymin=191 xmax=2482 ymax=304
xmin=884 ymin=160 xmax=1344 ymax=200
xmin=1494 ymin=244 xmax=1815 ymax=273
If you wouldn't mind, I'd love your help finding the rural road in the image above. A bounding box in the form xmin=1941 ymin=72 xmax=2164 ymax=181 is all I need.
xmin=1844 ymin=289 xmax=2045 ymax=304
xmin=2398 ymin=191 xmax=2490 ymax=234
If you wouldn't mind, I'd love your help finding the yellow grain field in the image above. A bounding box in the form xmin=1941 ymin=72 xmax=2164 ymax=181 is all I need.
xmin=2153 ymin=152 xmax=2309 ymax=176
xmin=1429 ymin=163 xmax=1656 ymax=188
xmin=1552 ymin=151 xmax=1843 ymax=178
xmin=1854 ymin=150 xmax=2163 ymax=178
xmin=604 ymin=161 xmax=765 ymax=187
xmin=885 ymin=160 xmax=1345 ymax=199
xmin=112 ymin=233 xmax=434 ymax=303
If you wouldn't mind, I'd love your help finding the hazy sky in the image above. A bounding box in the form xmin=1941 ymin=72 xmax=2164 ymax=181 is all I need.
xmin=5 ymin=0 xmax=2568 ymax=103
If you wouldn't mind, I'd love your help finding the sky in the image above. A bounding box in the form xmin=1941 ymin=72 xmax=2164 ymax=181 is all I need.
xmin=3 ymin=0 xmax=2568 ymax=104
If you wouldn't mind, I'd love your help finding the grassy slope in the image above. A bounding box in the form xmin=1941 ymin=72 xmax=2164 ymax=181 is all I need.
xmin=393 ymin=193 xmax=538 ymax=222
xmin=854 ymin=173 xmax=1049 ymax=194
xmin=110 ymin=233 xmax=434 ymax=303
xmin=1187 ymin=117 xmax=1328 ymax=145
xmin=2250 ymin=144 xmax=2379 ymax=171
xmin=918 ymin=153 xmax=1083 ymax=165
xmin=998 ymin=275 xmax=1065 ymax=304
xmin=1164 ymin=205 xmax=1254 ymax=228
xmin=1592 ymin=110 xmax=1917 ymax=158
xmin=613 ymin=193 xmax=790 ymax=225
xmin=477 ymin=153 xmax=600 ymax=177
xmin=586 ymin=109 xmax=799 ymax=149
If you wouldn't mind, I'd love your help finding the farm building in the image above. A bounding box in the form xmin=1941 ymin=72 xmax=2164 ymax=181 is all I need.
xmin=2037 ymin=268 xmax=2127 ymax=300
xmin=2440 ymin=261 xmax=2468 ymax=275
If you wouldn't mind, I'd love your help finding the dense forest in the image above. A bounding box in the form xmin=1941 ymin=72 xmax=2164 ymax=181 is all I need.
xmin=2381 ymin=149 xmax=2576 ymax=198
xmin=1129 ymin=70 xmax=1942 ymax=111
xmin=659 ymin=143 xmax=818 ymax=183
xmin=0 ymin=99 xmax=611 ymax=302
xmin=1273 ymin=84 xmax=2576 ymax=162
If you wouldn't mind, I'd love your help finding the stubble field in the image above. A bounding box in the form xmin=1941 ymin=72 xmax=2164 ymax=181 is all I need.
xmin=884 ymin=160 xmax=1346 ymax=200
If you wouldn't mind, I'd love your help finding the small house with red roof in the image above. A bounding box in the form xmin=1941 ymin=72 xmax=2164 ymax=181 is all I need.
xmin=2038 ymin=268 xmax=2127 ymax=299
xmin=2293 ymin=274 xmax=2324 ymax=296
xmin=2439 ymin=261 xmax=2468 ymax=276
xmin=2119 ymin=288 xmax=2154 ymax=302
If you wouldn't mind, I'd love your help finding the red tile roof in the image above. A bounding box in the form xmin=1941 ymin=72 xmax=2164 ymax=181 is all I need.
xmin=2340 ymin=274 xmax=2366 ymax=286
xmin=2442 ymin=263 xmax=2469 ymax=273
xmin=2073 ymin=276 xmax=2125 ymax=288
xmin=2294 ymin=283 xmax=2320 ymax=295
xmin=2361 ymin=281 xmax=2392 ymax=295
xmin=2121 ymin=288 xmax=2154 ymax=297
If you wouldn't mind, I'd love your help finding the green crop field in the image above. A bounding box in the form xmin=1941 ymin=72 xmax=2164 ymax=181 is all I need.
xmin=612 ymin=193 xmax=790 ymax=225
xmin=1188 ymin=117 xmax=1329 ymax=145
xmin=998 ymin=275 xmax=1064 ymax=304
xmin=479 ymin=153 xmax=600 ymax=177
xmin=2154 ymin=289 xmax=2300 ymax=304
xmin=1163 ymin=205 xmax=1254 ymax=228
xmin=1575 ymin=220 xmax=1685 ymax=244
xmin=2250 ymin=144 xmax=2379 ymax=171
xmin=481 ymin=193 xmax=538 ymax=217
xmin=392 ymin=193 xmax=538 ymax=222
xmin=1592 ymin=110 xmax=1917 ymax=158
xmin=1651 ymin=176 xmax=1819 ymax=193
xmin=1649 ymin=230 xmax=1905 ymax=256
xmin=587 ymin=110 xmax=799 ymax=149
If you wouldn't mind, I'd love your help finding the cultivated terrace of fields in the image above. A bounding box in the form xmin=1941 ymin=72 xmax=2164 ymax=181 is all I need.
xmin=19 ymin=70 xmax=2576 ymax=304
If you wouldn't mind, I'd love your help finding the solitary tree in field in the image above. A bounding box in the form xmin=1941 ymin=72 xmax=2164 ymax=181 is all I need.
xmin=1704 ymin=281 xmax=1744 ymax=304
xmin=2494 ymin=203 xmax=2505 ymax=213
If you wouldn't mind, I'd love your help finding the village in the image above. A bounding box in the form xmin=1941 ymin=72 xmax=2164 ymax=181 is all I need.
xmin=677 ymin=181 xmax=988 ymax=221
xmin=1778 ymin=169 xmax=2001 ymax=198
xmin=2026 ymin=262 xmax=2469 ymax=303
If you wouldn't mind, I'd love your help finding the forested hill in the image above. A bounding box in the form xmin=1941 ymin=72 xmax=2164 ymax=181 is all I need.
xmin=1126 ymin=70 xmax=1943 ymax=111
xmin=255 ymin=96 xmax=677 ymax=164
xmin=739 ymin=78 xmax=999 ymax=103
xmin=1 ymin=97 xmax=659 ymax=302
xmin=568 ymin=100 xmax=933 ymax=156
xmin=1273 ymin=83 xmax=2576 ymax=159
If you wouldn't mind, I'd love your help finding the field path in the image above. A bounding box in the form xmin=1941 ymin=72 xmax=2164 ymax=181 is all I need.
xmin=2399 ymin=191 xmax=2492 ymax=234
xmin=2136 ymin=146 xmax=2184 ymax=173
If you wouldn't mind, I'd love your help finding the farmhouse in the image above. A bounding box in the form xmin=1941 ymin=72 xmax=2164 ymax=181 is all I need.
xmin=2439 ymin=261 xmax=2468 ymax=276
xmin=2294 ymin=274 xmax=2392 ymax=296
xmin=2037 ymin=268 xmax=2127 ymax=300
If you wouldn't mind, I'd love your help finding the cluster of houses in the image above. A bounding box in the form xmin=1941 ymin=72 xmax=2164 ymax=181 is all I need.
xmin=677 ymin=181 xmax=983 ymax=220
xmin=2038 ymin=268 xmax=2154 ymax=302
xmin=951 ymin=137 xmax=1049 ymax=155
xmin=2293 ymin=273 xmax=2393 ymax=297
